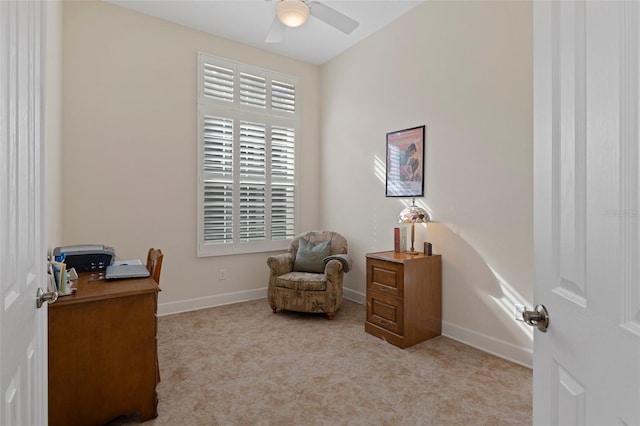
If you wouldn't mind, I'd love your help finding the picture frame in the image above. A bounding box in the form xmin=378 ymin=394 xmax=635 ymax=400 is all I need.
xmin=385 ymin=125 xmax=425 ymax=197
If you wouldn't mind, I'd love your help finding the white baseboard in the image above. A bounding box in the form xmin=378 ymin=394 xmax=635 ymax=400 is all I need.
xmin=346 ymin=288 xmax=532 ymax=367
xmin=442 ymin=320 xmax=533 ymax=369
xmin=159 ymin=286 xmax=366 ymax=317
xmin=158 ymin=287 xmax=533 ymax=369
xmin=158 ymin=288 xmax=267 ymax=316
xmin=343 ymin=287 xmax=366 ymax=304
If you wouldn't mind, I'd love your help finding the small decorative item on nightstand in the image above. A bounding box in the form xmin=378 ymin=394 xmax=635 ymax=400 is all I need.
xmin=392 ymin=228 xmax=398 ymax=252
xmin=424 ymin=242 xmax=432 ymax=256
xmin=393 ymin=227 xmax=407 ymax=253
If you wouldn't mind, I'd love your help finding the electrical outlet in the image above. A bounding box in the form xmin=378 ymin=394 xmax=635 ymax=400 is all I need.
xmin=218 ymin=269 xmax=225 ymax=280
xmin=514 ymin=304 xmax=526 ymax=322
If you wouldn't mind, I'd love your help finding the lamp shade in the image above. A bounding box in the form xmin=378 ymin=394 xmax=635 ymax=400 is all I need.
xmin=276 ymin=0 xmax=310 ymax=28
xmin=398 ymin=199 xmax=430 ymax=224
xmin=398 ymin=198 xmax=429 ymax=254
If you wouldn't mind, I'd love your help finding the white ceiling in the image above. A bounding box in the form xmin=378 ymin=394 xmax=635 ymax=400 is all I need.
xmin=104 ymin=0 xmax=424 ymax=65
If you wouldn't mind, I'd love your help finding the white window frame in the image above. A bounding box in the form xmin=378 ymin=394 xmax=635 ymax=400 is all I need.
xmin=197 ymin=53 xmax=298 ymax=257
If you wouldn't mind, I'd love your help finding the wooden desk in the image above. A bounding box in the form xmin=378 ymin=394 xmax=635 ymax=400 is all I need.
xmin=48 ymin=273 xmax=159 ymax=426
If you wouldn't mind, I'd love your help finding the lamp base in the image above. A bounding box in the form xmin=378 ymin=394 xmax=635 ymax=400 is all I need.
xmin=405 ymin=250 xmax=420 ymax=255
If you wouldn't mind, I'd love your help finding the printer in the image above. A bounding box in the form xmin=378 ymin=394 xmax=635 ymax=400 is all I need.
xmin=52 ymin=244 xmax=115 ymax=272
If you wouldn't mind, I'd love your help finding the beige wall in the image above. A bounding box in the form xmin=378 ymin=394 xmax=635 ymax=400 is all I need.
xmin=61 ymin=1 xmax=321 ymax=312
xmin=59 ymin=0 xmax=533 ymax=366
xmin=321 ymin=1 xmax=533 ymax=365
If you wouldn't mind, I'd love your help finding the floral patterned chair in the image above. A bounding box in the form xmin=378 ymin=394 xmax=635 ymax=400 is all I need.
xmin=267 ymin=231 xmax=351 ymax=320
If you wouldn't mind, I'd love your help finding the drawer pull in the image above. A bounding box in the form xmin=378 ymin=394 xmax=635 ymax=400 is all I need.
xmin=377 ymin=286 xmax=389 ymax=292
xmin=378 ymin=319 xmax=390 ymax=325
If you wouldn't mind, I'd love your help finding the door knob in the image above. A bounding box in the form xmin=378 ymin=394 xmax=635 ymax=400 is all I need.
xmin=521 ymin=304 xmax=549 ymax=333
xmin=36 ymin=287 xmax=58 ymax=308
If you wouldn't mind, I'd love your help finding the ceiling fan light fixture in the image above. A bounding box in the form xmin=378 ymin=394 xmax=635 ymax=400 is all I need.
xmin=276 ymin=0 xmax=309 ymax=28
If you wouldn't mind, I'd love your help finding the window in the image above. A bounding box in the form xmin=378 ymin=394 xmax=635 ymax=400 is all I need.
xmin=197 ymin=54 xmax=297 ymax=256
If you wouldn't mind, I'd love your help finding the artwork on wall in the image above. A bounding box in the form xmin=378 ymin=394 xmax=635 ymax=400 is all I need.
xmin=385 ymin=125 xmax=425 ymax=197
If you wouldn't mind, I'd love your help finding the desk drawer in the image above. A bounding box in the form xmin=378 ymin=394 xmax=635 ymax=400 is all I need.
xmin=367 ymin=258 xmax=403 ymax=298
xmin=366 ymin=291 xmax=403 ymax=335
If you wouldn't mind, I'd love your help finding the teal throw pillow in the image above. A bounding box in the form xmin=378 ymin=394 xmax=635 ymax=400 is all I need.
xmin=293 ymin=239 xmax=331 ymax=273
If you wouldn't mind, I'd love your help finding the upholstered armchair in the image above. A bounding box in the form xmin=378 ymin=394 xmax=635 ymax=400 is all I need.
xmin=267 ymin=231 xmax=352 ymax=320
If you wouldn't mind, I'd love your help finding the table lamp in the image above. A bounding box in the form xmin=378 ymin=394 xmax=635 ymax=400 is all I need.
xmin=398 ymin=198 xmax=430 ymax=255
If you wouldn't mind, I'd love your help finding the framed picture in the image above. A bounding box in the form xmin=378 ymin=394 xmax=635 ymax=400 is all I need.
xmin=385 ymin=125 xmax=425 ymax=197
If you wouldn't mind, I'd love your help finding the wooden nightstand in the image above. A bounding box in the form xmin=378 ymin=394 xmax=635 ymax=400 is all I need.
xmin=365 ymin=251 xmax=442 ymax=348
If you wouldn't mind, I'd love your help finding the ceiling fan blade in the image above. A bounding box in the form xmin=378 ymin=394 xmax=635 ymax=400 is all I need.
xmin=308 ymin=1 xmax=359 ymax=34
xmin=265 ymin=16 xmax=286 ymax=43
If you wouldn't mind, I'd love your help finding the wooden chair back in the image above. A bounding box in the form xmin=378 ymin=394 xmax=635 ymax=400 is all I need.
xmin=146 ymin=248 xmax=163 ymax=382
xmin=146 ymin=248 xmax=164 ymax=284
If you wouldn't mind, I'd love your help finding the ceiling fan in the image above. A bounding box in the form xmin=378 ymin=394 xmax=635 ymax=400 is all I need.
xmin=265 ymin=0 xmax=359 ymax=43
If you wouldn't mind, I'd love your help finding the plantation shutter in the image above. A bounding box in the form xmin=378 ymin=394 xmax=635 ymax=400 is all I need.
xmin=239 ymin=121 xmax=266 ymax=242
xmin=202 ymin=116 xmax=234 ymax=244
xmin=271 ymin=126 xmax=295 ymax=240
xmin=198 ymin=53 xmax=298 ymax=256
xmin=203 ymin=63 xmax=234 ymax=102
xmin=271 ymin=80 xmax=296 ymax=114
xmin=240 ymin=73 xmax=267 ymax=109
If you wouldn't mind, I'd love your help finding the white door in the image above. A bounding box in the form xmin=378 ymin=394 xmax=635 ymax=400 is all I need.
xmin=533 ymin=0 xmax=640 ymax=424
xmin=0 ymin=1 xmax=49 ymax=425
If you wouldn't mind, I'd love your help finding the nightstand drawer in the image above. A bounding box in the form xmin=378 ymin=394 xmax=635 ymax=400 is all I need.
xmin=367 ymin=291 xmax=404 ymax=335
xmin=367 ymin=258 xmax=404 ymax=298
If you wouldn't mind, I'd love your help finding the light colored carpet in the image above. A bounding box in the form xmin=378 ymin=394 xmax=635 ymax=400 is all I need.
xmin=138 ymin=299 xmax=532 ymax=425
